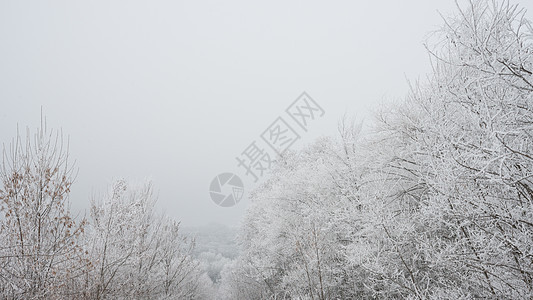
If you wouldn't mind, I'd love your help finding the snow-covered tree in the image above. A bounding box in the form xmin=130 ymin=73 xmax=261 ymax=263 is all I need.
xmin=0 ymin=123 xmax=211 ymax=299
xmin=85 ymin=179 xmax=207 ymax=299
xmin=350 ymin=0 xmax=533 ymax=298
xmin=0 ymin=123 xmax=88 ymax=299
xmin=229 ymin=133 xmax=370 ymax=299
xmin=222 ymin=1 xmax=533 ymax=299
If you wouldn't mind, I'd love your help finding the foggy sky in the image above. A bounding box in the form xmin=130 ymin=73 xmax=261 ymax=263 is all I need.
xmin=2 ymin=0 xmax=528 ymax=226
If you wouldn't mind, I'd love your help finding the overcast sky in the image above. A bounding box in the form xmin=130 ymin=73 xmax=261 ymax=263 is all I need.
xmin=2 ymin=1 xmax=531 ymax=226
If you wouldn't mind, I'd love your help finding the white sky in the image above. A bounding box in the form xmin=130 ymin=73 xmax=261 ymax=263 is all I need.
xmin=2 ymin=1 xmax=531 ymax=226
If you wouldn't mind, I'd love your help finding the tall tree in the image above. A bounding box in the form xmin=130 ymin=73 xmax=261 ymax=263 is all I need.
xmin=0 ymin=121 xmax=87 ymax=299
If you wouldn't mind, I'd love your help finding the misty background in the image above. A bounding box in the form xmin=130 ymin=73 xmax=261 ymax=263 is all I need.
xmin=3 ymin=0 xmax=522 ymax=227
